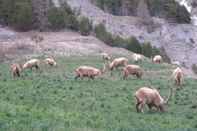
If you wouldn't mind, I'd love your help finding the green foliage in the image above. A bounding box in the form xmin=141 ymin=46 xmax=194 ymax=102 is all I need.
xmin=78 ymin=17 xmax=92 ymax=36
xmin=141 ymin=42 xmax=153 ymax=57
xmin=94 ymin=0 xmax=122 ymax=15
xmin=0 ymin=56 xmax=197 ymax=130
xmin=0 ymin=0 xmax=33 ymax=31
xmin=47 ymin=7 xmax=66 ymax=30
xmin=126 ymin=37 xmax=142 ymax=54
xmin=94 ymin=23 xmax=162 ymax=57
xmin=141 ymin=42 xmax=161 ymax=58
xmin=47 ymin=3 xmax=79 ymax=30
xmin=94 ymin=24 xmax=114 ymax=45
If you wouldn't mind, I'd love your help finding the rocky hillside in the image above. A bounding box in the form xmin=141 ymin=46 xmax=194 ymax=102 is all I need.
xmin=176 ymin=0 xmax=197 ymax=25
xmin=64 ymin=0 xmax=197 ymax=70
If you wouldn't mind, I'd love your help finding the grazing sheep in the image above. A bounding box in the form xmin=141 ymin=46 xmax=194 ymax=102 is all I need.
xmin=153 ymin=55 xmax=162 ymax=64
xmin=133 ymin=53 xmax=143 ymax=63
xmin=135 ymin=87 xmax=172 ymax=113
xmin=109 ymin=57 xmax=128 ymax=71
xmin=172 ymin=67 xmax=183 ymax=86
xmin=23 ymin=59 xmax=40 ymax=70
xmin=10 ymin=63 xmax=22 ymax=77
xmin=75 ymin=66 xmax=103 ymax=79
xmin=123 ymin=64 xmax=143 ymax=79
xmin=101 ymin=52 xmax=111 ymax=61
xmin=44 ymin=58 xmax=57 ymax=66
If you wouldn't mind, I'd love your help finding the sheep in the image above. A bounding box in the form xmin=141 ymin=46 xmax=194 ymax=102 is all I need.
xmin=23 ymin=59 xmax=40 ymax=70
xmin=152 ymin=55 xmax=162 ymax=64
xmin=135 ymin=86 xmax=172 ymax=113
xmin=101 ymin=52 xmax=111 ymax=62
xmin=133 ymin=53 xmax=143 ymax=63
xmin=10 ymin=63 xmax=22 ymax=77
xmin=123 ymin=64 xmax=143 ymax=79
xmin=75 ymin=66 xmax=103 ymax=80
xmin=109 ymin=57 xmax=128 ymax=71
xmin=44 ymin=58 xmax=57 ymax=66
xmin=172 ymin=67 xmax=183 ymax=86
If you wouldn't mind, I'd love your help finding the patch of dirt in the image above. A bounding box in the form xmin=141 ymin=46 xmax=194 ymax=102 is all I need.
xmin=0 ymin=27 xmax=134 ymax=61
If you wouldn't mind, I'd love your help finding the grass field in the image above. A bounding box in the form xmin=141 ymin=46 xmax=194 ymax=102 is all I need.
xmin=0 ymin=56 xmax=197 ymax=131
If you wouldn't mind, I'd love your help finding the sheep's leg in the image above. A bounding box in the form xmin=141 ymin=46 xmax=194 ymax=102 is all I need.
xmin=123 ymin=73 xmax=127 ymax=80
xmin=75 ymin=75 xmax=79 ymax=80
xmin=148 ymin=104 xmax=153 ymax=111
xmin=35 ymin=65 xmax=39 ymax=70
xmin=90 ymin=76 xmax=95 ymax=80
xmin=16 ymin=70 xmax=20 ymax=77
xmin=136 ymin=102 xmax=141 ymax=112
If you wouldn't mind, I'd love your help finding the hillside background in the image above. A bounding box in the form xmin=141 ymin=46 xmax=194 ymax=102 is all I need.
xmin=0 ymin=0 xmax=197 ymax=75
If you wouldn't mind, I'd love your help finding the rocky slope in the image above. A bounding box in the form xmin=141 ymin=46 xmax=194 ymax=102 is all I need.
xmin=65 ymin=0 xmax=197 ymax=70
xmin=0 ymin=27 xmax=134 ymax=61
xmin=175 ymin=0 xmax=197 ymax=25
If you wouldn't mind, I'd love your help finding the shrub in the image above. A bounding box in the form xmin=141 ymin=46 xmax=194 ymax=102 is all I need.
xmin=0 ymin=0 xmax=33 ymax=31
xmin=113 ymin=35 xmax=127 ymax=47
xmin=126 ymin=37 xmax=142 ymax=54
xmin=47 ymin=7 xmax=66 ymax=30
xmin=141 ymin=42 xmax=162 ymax=58
xmin=94 ymin=24 xmax=114 ymax=45
xmin=78 ymin=17 xmax=92 ymax=36
xmin=47 ymin=3 xmax=79 ymax=31
xmin=94 ymin=24 xmax=163 ymax=58
xmin=141 ymin=42 xmax=153 ymax=57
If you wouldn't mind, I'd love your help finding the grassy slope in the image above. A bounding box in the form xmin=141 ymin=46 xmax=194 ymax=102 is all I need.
xmin=0 ymin=56 xmax=197 ymax=131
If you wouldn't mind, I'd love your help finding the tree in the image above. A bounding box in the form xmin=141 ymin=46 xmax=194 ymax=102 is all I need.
xmin=137 ymin=0 xmax=152 ymax=25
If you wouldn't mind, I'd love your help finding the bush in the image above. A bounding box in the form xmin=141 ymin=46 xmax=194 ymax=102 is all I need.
xmin=94 ymin=24 xmax=163 ymax=58
xmin=94 ymin=24 xmax=114 ymax=45
xmin=113 ymin=35 xmax=127 ymax=47
xmin=141 ymin=42 xmax=153 ymax=57
xmin=11 ymin=1 xmax=33 ymax=31
xmin=0 ymin=0 xmax=33 ymax=31
xmin=47 ymin=3 xmax=79 ymax=30
xmin=79 ymin=17 xmax=92 ymax=36
xmin=47 ymin=7 xmax=66 ymax=30
xmin=126 ymin=37 xmax=142 ymax=54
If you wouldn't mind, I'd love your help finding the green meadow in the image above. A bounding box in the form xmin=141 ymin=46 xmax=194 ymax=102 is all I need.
xmin=0 ymin=56 xmax=197 ymax=131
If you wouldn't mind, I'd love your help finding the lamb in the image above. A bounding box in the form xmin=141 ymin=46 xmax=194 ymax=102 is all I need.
xmin=101 ymin=52 xmax=111 ymax=61
xmin=152 ymin=55 xmax=162 ymax=64
xmin=109 ymin=57 xmax=128 ymax=71
xmin=44 ymin=58 xmax=57 ymax=66
xmin=75 ymin=66 xmax=103 ymax=79
xmin=123 ymin=64 xmax=143 ymax=79
xmin=172 ymin=67 xmax=183 ymax=86
xmin=23 ymin=59 xmax=40 ymax=70
xmin=10 ymin=63 xmax=22 ymax=77
xmin=135 ymin=87 xmax=172 ymax=113
xmin=133 ymin=53 xmax=143 ymax=63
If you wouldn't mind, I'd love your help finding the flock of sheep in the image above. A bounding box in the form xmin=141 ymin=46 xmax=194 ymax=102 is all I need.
xmin=10 ymin=53 xmax=184 ymax=113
